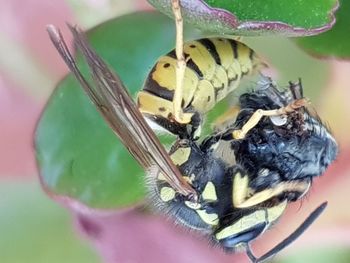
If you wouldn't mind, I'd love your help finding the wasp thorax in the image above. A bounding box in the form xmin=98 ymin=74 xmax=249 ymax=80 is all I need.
xmin=153 ymin=138 xmax=289 ymax=251
xmin=154 ymin=139 xmax=224 ymax=231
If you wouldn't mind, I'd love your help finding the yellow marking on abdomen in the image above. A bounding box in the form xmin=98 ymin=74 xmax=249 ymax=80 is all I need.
xmin=137 ymin=90 xmax=174 ymax=119
xmin=236 ymin=43 xmax=253 ymax=74
xmin=210 ymin=38 xmax=236 ymax=71
xmin=191 ymin=80 xmax=216 ymax=113
xmin=184 ymin=41 xmax=216 ymax=80
xmin=151 ymin=56 xmax=199 ymax=108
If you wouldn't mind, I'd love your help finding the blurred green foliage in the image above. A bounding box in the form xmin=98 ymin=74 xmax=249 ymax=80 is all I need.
xmin=0 ymin=182 xmax=98 ymax=263
xmin=279 ymin=246 xmax=350 ymax=263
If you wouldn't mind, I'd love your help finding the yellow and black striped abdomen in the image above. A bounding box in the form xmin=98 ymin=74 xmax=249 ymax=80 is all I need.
xmin=137 ymin=38 xmax=265 ymax=131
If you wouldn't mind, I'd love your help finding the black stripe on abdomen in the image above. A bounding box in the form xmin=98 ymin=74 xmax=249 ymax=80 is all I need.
xmin=198 ymin=39 xmax=221 ymax=66
xmin=168 ymin=50 xmax=204 ymax=78
xmin=228 ymin=39 xmax=238 ymax=59
xmin=143 ymin=66 xmax=174 ymax=101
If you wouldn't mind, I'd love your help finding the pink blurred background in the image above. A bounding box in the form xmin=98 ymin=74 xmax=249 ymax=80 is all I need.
xmin=1 ymin=1 xmax=350 ymax=262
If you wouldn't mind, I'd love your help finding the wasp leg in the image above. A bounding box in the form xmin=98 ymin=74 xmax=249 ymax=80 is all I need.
xmin=232 ymin=98 xmax=308 ymax=140
xmin=171 ymin=0 xmax=192 ymax=124
xmin=232 ymin=169 xmax=311 ymax=208
xmin=212 ymin=105 xmax=241 ymax=132
xmin=232 ymin=172 xmax=251 ymax=208
xmin=235 ymin=181 xmax=311 ymax=208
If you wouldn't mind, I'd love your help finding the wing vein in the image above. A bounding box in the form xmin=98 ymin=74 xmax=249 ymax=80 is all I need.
xmin=46 ymin=24 xmax=196 ymax=198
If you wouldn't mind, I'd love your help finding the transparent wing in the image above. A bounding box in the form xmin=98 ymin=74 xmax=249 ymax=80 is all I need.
xmin=47 ymin=24 xmax=196 ymax=198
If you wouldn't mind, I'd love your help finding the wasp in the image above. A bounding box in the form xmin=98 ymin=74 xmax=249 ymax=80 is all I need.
xmin=47 ymin=24 xmax=338 ymax=262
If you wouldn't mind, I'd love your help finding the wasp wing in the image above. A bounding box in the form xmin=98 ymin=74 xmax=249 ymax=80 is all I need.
xmin=47 ymin=25 xmax=195 ymax=198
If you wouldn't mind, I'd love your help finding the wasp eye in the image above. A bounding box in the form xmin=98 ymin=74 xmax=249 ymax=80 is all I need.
xmin=270 ymin=115 xmax=287 ymax=126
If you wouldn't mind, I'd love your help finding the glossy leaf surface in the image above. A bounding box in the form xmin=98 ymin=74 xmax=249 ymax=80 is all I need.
xmin=148 ymin=0 xmax=338 ymax=36
xmin=296 ymin=0 xmax=350 ymax=59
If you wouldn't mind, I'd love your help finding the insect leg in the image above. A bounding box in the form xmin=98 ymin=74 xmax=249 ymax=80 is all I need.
xmin=234 ymin=180 xmax=311 ymax=208
xmin=232 ymin=98 xmax=308 ymax=140
xmin=171 ymin=0 xmax=193 ymax=124
xmin=231 ymin=169 xmax=310 ymax=209
xmin=211 ymin=105 xmax=241 ymax=132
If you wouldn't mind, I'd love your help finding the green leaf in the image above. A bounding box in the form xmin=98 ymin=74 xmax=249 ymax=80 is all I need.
xmin=295 ymin=0 xmax=350 ymax=59
xmin=148 ymin=0 xmax=338 ymax=36
xmin=35 ymin=12 xmax=200 ymax=209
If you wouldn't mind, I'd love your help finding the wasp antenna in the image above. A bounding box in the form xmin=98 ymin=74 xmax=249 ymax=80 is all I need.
xmin=255 ymin=202 xmax=328 ymax=263
xmin=297 ymin=78 xmax=304 ymax=98
xmin=288 ymin=78 xmax=304 ymax=100
xmin=245 ymin=243 xmax=258 ymax=263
